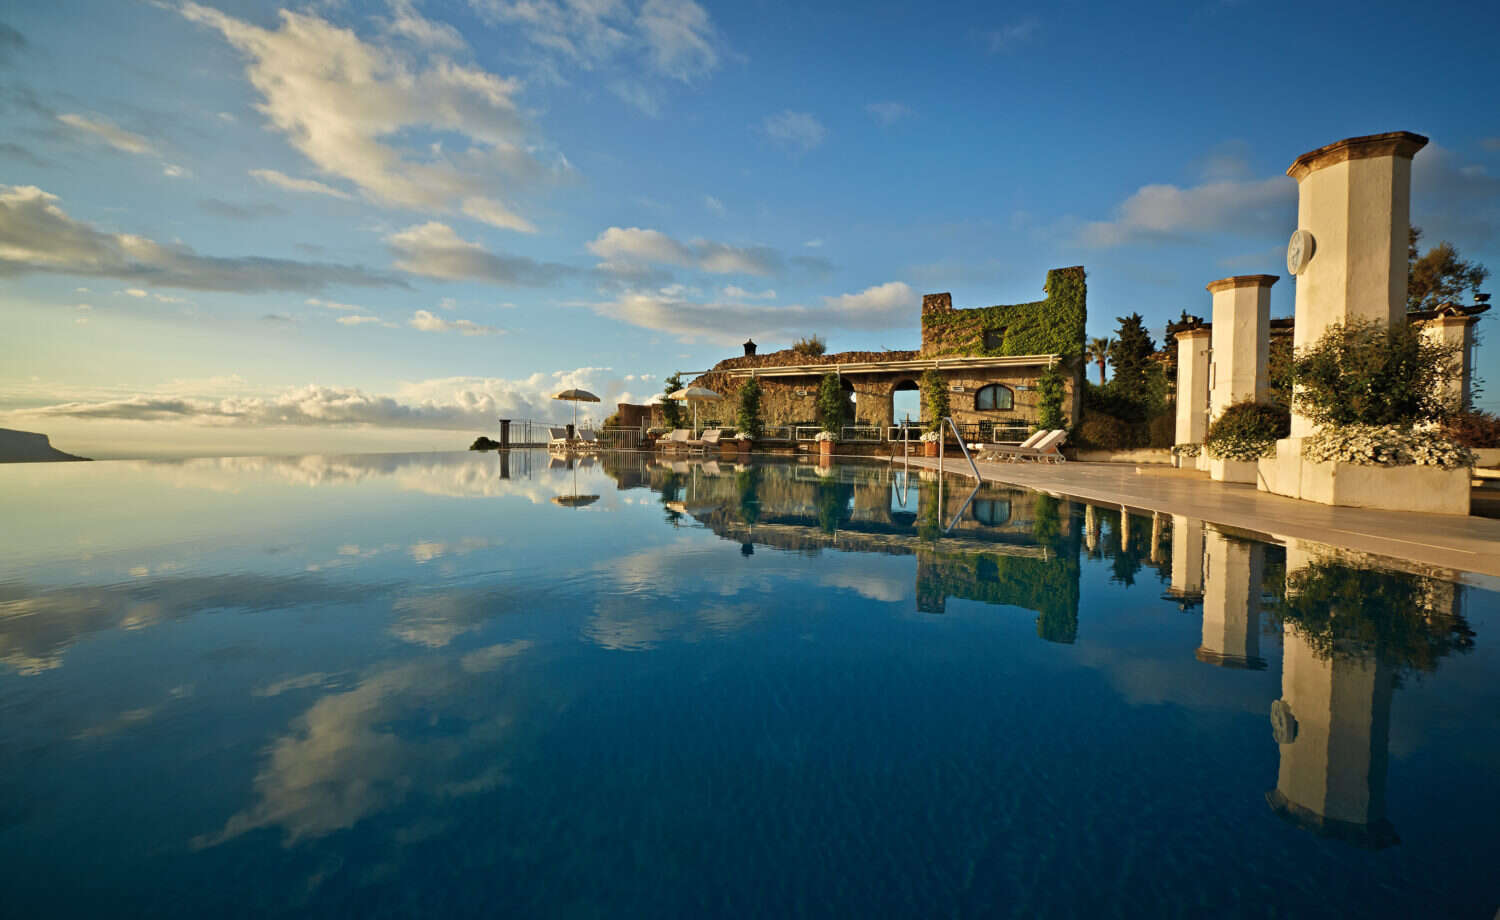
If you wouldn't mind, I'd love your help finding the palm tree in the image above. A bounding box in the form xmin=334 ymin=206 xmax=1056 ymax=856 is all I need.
xmin=1087 ymin=337 xmax=1114 ymax=385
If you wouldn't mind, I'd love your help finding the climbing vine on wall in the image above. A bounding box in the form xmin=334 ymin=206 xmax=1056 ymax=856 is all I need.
xmin=922 ymin=267 xmax=1087 ymax=358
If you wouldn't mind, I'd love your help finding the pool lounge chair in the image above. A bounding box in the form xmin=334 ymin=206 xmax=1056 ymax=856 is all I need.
xmin=982 ymin=429 xmax=1068 ymax=463
xmin=576 ymin=429 xmax=601 ymax=450
xmin=698 ymin=429 xmax=725 ymax=451
xmin=547 ymin=427 xmax=570 ymax=449
xmin=658 ymin=429 xmax=701 ymax=453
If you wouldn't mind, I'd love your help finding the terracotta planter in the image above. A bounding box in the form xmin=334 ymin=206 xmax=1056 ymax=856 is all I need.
xmin=924 ymin=441 xmax=938 ymax=457
xmin=819 ymin=440 xmax=834 ymax=458
xmin=737 ymin=440 xmax=751 ymax=456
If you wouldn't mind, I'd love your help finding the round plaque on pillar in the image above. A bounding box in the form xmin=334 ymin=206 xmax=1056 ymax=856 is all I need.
xmin=1286 ymin=229 xmax=1315 ymax=275
xmin=1270 ymin=698 xmax=1298 ymax=745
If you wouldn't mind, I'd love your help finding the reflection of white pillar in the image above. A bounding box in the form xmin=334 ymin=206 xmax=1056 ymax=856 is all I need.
xmin=1197 ymin=528 xmax=1265 ymax=668
xmin=1167 ymin=514 xmax=1204 ymax=601
xmin=1268 ymin=628 xmax=1396 ymax=848
xmin=1149 ymin=512 xmax=1164 ymax=564
xmin=1286 ymin=132 xmax=1427 ymax=437
xmin=1207 ymin=275 xmax=1276 ymax=484
xmin=1118 ymin=506 xmax=1131 ymax=547
xmin=1084 ymin=503 xmax=1099 ymax=553
xmin=1175 ymin=327 xmax=1212 ymax=447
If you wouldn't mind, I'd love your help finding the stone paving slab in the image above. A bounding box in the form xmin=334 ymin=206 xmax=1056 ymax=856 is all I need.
xmin=904 ymin=456 xmax=1500 ymax=581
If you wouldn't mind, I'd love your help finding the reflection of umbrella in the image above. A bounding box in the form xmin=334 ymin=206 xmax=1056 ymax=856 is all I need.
xmin=552 ymin=387 xmax=601 ymax=431
xmin=551 ymin=452 xmax=599 ymax=508
xmin=668 ymin=385 xmax=720 ymax=435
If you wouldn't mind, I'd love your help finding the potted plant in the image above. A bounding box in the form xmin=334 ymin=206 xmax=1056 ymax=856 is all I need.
xmin=736 ymin=432 xmax=752 ymax=456
xmin=918 ymin=368 xmax=950 ymax=457
xmin=920 ymin=430 xmax=940 ymax=457
xmin=815 ymin=430 xmax=837 ymax=457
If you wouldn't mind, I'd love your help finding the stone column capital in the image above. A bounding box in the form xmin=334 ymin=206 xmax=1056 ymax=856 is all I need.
xmin=1207 ymin=274 xmax=1279 ymax=294
xmin=1287 ymin=131 xmax=1428 ymax=182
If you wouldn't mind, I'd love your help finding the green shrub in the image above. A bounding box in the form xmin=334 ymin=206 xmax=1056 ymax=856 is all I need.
xmin=735 ymin=377 xmax=764 ymax=439
xmin=1291 ymin=318 xmax=1459 ymax=427
xmin=1083 ymin=380 xmax=1147 ymax=423
xmin=815 ymin=372 xmax=847 ymax=435
xmin=661 ymin=372 xmax=685 ymax=430
xmin=1441 ymin=410 xmax=1500 ymax=449
xmin=791 ymin=334 xmax=826 ymax=356
xmin=919 ymin=369 xmax=949 ymax=433
xmin=1204 ymin=401 xmax=1289 ymax=461
xmin=1147 ymin=411 xmax=1176 ymax=448
xmin=1036 ymin=363 xmax=1067 ymax=431
xmin=1077 ymin=411 xmax=1139 ymax=450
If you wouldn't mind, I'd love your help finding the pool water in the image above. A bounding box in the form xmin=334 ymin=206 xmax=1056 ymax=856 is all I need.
xmin=1 ymin=451 xmax=1496 ymax=917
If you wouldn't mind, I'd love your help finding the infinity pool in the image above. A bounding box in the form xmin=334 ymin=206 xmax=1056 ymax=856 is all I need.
xmin=1 ymin=451 xmax=1496 ymax=917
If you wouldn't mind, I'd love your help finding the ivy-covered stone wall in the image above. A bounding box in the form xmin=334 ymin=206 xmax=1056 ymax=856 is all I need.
xmin=921 ymin=266 xmax=1087 ymax=358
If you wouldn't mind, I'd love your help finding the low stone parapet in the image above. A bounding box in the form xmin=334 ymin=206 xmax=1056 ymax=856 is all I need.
xmin=1259 ymin=437 xmax=1470 ymax=514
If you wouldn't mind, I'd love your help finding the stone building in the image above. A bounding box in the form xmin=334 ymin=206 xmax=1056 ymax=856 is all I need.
xmin=677 ymin=267 xmax=1087 ymax=442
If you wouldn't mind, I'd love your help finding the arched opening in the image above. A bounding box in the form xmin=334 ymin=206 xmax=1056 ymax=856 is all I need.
xmin=839 ymin=377 xmax=857 ymax=426
xmin=892 ymin=379 xmax=921 ymax=434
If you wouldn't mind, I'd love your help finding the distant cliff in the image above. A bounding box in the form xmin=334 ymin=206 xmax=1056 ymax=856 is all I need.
xmin=0 ymin=428 xmax=91 ymax=463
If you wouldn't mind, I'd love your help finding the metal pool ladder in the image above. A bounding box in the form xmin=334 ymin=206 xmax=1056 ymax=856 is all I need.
xmin=937 ymin=416 xmax=982 ymax=481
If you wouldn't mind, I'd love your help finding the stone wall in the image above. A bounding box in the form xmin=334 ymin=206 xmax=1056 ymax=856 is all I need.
xmin=920 ymin=266 xmax=1087 ymax=358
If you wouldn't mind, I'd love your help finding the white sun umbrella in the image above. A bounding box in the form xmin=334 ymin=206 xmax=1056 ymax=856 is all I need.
xmin=552 ymin=387 xmax=601 ymax=432
xmin=668 ymin=385 xmax=721 ymax=436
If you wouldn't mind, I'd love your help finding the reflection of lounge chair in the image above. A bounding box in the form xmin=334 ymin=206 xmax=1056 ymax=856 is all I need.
xmin=548 ymin=427 xmax=570 ymax=449
xmin=981 ymin=429 xmax=1068 ymax=463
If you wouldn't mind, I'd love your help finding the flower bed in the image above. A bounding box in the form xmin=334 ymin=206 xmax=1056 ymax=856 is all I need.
xmin=1301 ymin=425 xmax=1474 ymax=470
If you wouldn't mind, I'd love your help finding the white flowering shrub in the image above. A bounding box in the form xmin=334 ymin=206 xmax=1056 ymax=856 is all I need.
xmin=813 ymin=431 xmax=838 ymax=442
xmin=1302 ymin=425 xmax=1475 ymax=470
xmin=1171 ymin=443 xmax=1201 ymax=458
xmin=919 ymin=431 xmax=941 ymax=442
xmin=1205 ymin=435 xmax=1276 ymax=461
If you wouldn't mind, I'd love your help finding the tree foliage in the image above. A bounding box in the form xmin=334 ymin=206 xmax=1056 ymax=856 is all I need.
xmin=1291 ymin=319 xmax=1460 ymax=426
xmin=791 ymin=334 xmax=827 ymax=356
xmin=815 ymin=372 xmax=848 ymax=435
xmin=1086 ymin=337 xmax=1113 ymax=385
xmin=918 ymin=369 xmax=949 ymax=433
xmin=735 ymin=376 xmax=764 ymax=439
xmin=1108 ymin=313 xmax=1156 ymax=396
xmin=1037 ymin=363 xmax=1067 ymax=431
xmin=1408 ymin=226 xmax=1489 ymax=311
xmin=660 ymin=372 xmax=685 ymax=430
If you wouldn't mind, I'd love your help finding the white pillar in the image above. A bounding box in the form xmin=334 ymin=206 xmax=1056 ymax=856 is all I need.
xmin=1196 ymin=528 xmax=1264 ymax=669
xmin=1421 ymin=314 xmax=1476 ymax=412
xmin=1174 ymin=327 xmax=1212 ymax=447
xmin=1286 ymin=132 xmax=1428 ymax=437
xmin=1204 ymin=275 xmax=1276 ymax=484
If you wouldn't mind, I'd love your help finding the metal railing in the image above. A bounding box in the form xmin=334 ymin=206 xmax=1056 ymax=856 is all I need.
xmin=841 ymin=425 xmax=883 ymax=442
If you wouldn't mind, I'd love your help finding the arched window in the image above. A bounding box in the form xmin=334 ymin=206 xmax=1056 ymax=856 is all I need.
xmin=974 ymin=384 xmax=1013 ymax=411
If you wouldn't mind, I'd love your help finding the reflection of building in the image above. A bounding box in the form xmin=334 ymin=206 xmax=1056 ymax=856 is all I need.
xmin=1267 ymin=627 xmax=1397 ymax=848
xmin=1196 ymin=528 xmax=1265 ymax=669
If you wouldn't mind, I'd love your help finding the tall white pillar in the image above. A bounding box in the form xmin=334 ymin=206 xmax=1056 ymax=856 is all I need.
xmin=1286 ymin=132 xmax=1428 ymax=437
xmin=1174 ymin=327 xmax=1212 ymax=449
xmin=1206 ymin=275 xmax=1276 ymax=484
xmin=1421 ymin=313 xmax=1477 ymax=412
xmin=1196 ymin=528 xmax=1265 ymax=669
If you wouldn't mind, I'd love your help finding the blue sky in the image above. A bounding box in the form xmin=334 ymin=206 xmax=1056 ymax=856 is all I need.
xmin=2 ymin=0 xmax=1498 ymax=456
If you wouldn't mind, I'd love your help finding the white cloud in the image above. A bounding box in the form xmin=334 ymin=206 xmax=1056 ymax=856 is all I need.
xmin=1412 ymin=142 xmax=1500 ymax=246
xmin=383 ymin=0 xmax=466 ymax=50
xmin=589 ymin=280 xmax=918 ymax=345
xmin=704 ymin=194 xmax=725 ymax=215
xmin=409 ymin=308 xmax=505 ymax=336
xmin=804 ymin=238 xmax=823 ymax=248
xmin=122 ymin=288 xmax=148 ymax=298
xmin=306 ymin=297 xmax=364 ymax=312
xmin=470 ymin=0 xmax=719 ymax=83
xmin=722 ymin=285 xmax=774 ymax=299
xmin=984 ymin=17 xmax=1039 ymax=52
xmin=587 ymin=226 xmax=781 ymax=276
xmin=762 ymin=110 xmax=826 ymax=153
xmin=162 ymin=163 xmax=188 ymax=178
xmin=249 ymin=168 xmax=351 ymax=199
xmin=14 ymin=366 xmax=632 ymax=431
xmin=56 ymin=113 xmax=154 ymax=155
xmin=336 ymin=314 xmax=385 ymax=326
xmin=1079 ymin=174 xmax=1294 ymax=247
xmin=0 ymin=185 xmax=398 ymax=292
xmin=387 ymin=222 xmax=577 ymax=285
xmin=865 ymin=101 xmax=910 ymax=126
xmin=182 ymin=3 xmax=562 ymax=230
xmin=460 ymin=196 xmax=536 ymax=234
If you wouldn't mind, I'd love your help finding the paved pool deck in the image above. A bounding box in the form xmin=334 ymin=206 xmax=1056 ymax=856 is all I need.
xmin=903 ymin=456 xmax=1500 ymax=581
